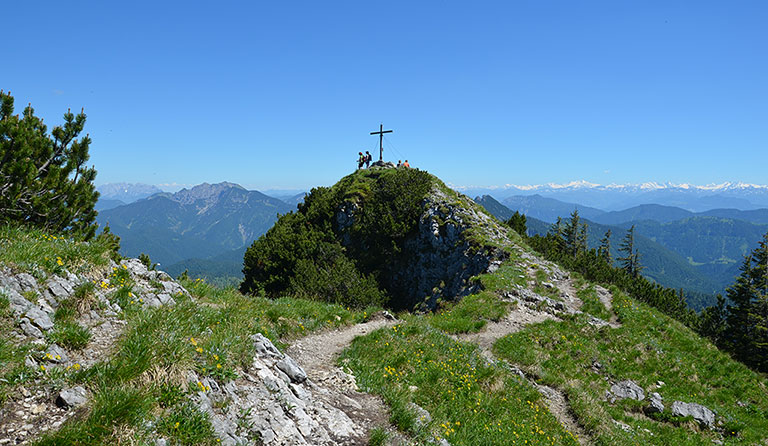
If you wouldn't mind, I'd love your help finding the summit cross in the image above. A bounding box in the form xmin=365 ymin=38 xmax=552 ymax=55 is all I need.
xmin=370 ymin=124 xmax=393 ymax=161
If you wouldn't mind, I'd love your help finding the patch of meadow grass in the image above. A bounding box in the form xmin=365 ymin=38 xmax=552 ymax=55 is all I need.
xmin=427 ymin=260 xmax=526 ymax=335
xmin=340 ymin=317 xmax=580 ymax=445
xmin=367 ymin=426 xmax=389 ymax=446
xmin=576 ymin=285 xmax=611 ymax=321
xmin=54 ymin=282 xmax=97 ymax=322
xmin=475 ymin=260 xmax=529 ymax=292
xmin=155 ymin=402 xmax=218 ymax=446
xmin=493 ymin=288 xmax=768 ymax=445
xmin=532 ymin=268 xmax=560 ymax=300
xmin=47 ymin=321 xmax=92 ymax=350
xmin=34 ymin=385 xmax=155 ymax=446
xmin=428 ymin=291 xmax=509 ymax=334
xmin=0 ymin=225 xmax=113 ymax=279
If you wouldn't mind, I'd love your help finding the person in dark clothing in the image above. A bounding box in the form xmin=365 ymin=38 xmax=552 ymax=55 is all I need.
xmin=365 ymin=151 xmax=372 ymax=168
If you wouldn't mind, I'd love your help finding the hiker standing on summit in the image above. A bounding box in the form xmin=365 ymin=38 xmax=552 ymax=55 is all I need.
xmin=357 ymin=152 xmax=365 ymax=169
xmin=365 ymin=151 xmax=372 ymax=168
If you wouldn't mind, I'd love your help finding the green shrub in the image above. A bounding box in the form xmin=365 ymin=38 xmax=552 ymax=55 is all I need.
xmin=289 ymin=256 xmax=385 ymax=308
xmin=138 ymin=253 xmax=157 ymax=271
xmin=0 ymin=92 xmax=99 ymax=239
xmin=241 ymin=168 xmax=433 ymax=309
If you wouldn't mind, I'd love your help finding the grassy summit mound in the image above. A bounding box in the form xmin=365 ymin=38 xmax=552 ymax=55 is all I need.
xmin=241 ymin=167 xmax=510 ymax=309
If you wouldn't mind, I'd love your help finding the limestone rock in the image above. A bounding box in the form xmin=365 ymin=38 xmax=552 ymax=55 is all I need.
xmin=46 ymin=344 xmax=69 ymax=363
xmin=56 ymin=386 xmax=88 ymax=408
xmin=252 ymin=333 xmax=282 ymax=358
xmin=157 ymin=293 xmax=176 ymax=306
xmin=148 ymin=270 xmax=173 ymax=282
xmin=369 ymin=160 xmax=395 ymax=168
xmin=587 ymin=316 xmax=611 ymax=328
xmin=647 ymin=392 xmax=664 ymax=413
xmin=671 ymin=401 xmax=715 ymax=428
xmin=607 ymin=380 xmax=645 ymax=403
xmin=276 ymin=356 xmax=307 ymax=384
xmin=25 ymin=306 xmax=54 ymax=331
xmin=122 ymin=258 xmax=149 ymax=277
xmin=612 ymin=419 xmax=632 ymax=432
xmin=46 ymin=275 xmax=74 ymax=299
xmin=19 ymin=318 xmax=43 ymax=339
xmin=15 ymin=273 xmax=39 ymax=292
xmin=2 ymin=286 xmax=32 ymax=315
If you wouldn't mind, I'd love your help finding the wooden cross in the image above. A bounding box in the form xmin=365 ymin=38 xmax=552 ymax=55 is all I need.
xmin=370 ymin=124 xmax=393 ymax=161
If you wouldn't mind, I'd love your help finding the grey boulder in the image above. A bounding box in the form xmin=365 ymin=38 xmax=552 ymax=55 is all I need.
xmin=607 ymin=380 xmax=645 ymax=403
xmin=671 ymin=401 xmax=715 ymax=428
xmin=47 ymin=275 xmax=74 ymax=299
xmin=647 ymin=392 xmax=664 ymax=413
xmin=25 ymin=306 xmax=54 ymax=330
xmin=56 ymin=386 xmax=88 ymax=408
xmin=46 ymin=344 xmax=69 ymax=363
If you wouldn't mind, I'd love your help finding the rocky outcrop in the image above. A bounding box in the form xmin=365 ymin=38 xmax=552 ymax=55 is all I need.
xmin=187 ymin=333 xmax=364 ymax=446
xmin=384 ymin=186 xmax=510 ymax=309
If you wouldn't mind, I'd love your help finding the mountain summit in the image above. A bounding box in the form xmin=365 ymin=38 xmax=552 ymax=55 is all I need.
xmin=241 ymin=167 xmax=511 ymax=309
xmin=161 ymin=182 xmax=247 ymax=205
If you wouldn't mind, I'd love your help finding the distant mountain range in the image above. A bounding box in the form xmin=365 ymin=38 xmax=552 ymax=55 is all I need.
xmin=498 ymin=195 xmax=768 ymax=226
xmin=97 ymin=183 xmax=163 ymax=204
xmin=459 ymin=181 xmax=768 ymax=211
xmin=474 ymin=195 xmax=768 ymax=311
xmin=96 ymin=182 xmax=294 ymax=282
xmin=501 ymin=195 xmax=605 ymax=223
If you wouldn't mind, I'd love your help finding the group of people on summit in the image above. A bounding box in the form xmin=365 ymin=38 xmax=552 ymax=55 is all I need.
xmin=357 ymin=151 xmax=372 ymax=169
xmin=357 ymin=150 xmax=410 ymax=169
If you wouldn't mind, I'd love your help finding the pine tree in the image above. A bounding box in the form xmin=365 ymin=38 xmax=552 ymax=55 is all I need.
xmin=506 ymin=211 xmax=527 ymax=237
xmin=563 ymin=209 xmax=588 ymax=256
xmin=598 ymin=229 xmax=612 ymax=264
xmin=618 ymin=225 xmax=642 ymax=277
xmin=548 ymin=217 xmax=566 ymax=253
xmin=724 ymin=232 xmax=768 ymax=371
xmin=0 ymin=91 xmax=98 ymax=239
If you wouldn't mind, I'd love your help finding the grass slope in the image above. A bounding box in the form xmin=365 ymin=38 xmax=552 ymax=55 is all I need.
xmin=494 ymin=288 xmax=768 ymax=445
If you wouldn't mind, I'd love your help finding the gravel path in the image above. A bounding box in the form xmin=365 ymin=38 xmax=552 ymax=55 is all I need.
xmin=286 ymin=313 xmax=407 ymax=445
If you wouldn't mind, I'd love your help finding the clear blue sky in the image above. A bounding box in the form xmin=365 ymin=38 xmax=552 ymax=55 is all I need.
xmin=5 ymin=1 xmax=767 ymax=191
